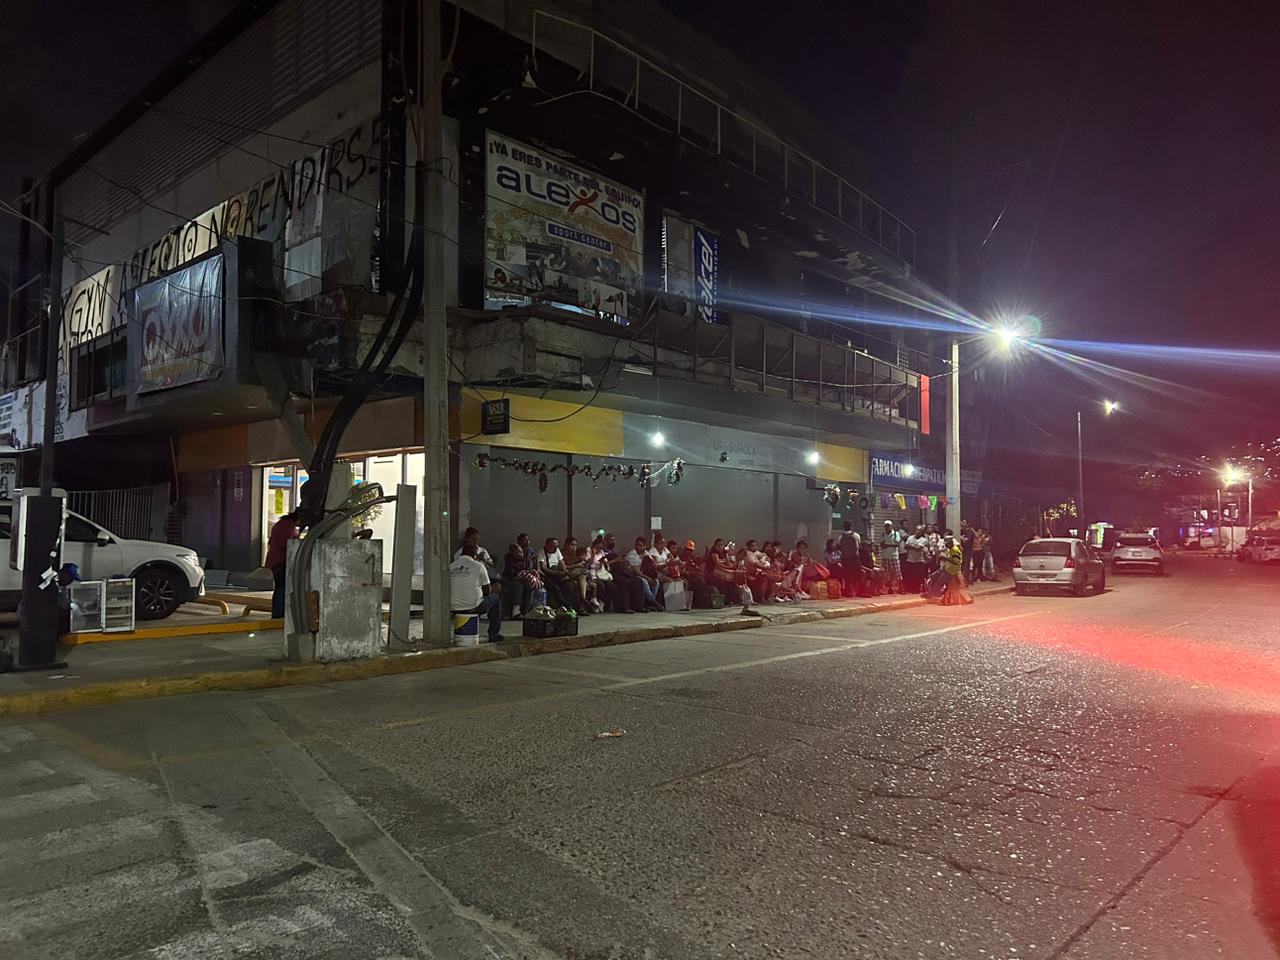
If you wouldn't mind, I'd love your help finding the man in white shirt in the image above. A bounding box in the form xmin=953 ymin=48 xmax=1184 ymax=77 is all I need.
xmin=625 ymin=536 xmax=662 ymax=607
xmin=449 ymin=543 xmax=502 ymax=641
xmin=535 ymin=537 xmax=573 ymax=609
xmin=453 ymin=526 xmax=495 ymax=567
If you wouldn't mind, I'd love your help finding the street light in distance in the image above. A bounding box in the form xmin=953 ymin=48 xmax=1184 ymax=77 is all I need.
xmin=1222 ymin=464 xmax=1253 ymax=533
xmin=1103 ymin=399 xmax=1119 ymax=416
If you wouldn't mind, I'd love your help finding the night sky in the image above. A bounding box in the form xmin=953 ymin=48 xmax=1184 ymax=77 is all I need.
xmin=4 ymin=1 xmax=1278 ymax=476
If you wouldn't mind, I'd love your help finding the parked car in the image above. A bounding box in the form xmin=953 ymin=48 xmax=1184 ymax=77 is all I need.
xmin=0 ymin=505 xmax=205 ymax=620
xmin=1238 ymin=535 xmax=1280 ymax=563
xmin=1111 ymin=534 xmax=1164 ymax=575
xmin=1012 ymin=537 xmax=1106 ymax=596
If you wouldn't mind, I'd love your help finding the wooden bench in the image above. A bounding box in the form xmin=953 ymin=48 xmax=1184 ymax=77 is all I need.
xmin=203 ymin=591 xmax=274 ymax=618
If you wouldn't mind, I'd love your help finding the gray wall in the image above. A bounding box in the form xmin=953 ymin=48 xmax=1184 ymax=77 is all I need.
xmin=650 ymin=465 xmax=773 ymax=549
xmin=458 ymin=445 xmax=847 ymax=557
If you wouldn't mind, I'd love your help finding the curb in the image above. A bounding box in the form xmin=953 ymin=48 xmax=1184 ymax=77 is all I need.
xmin=2 ymin=585 xmax=1013 ymax=716
xmin=0 ymin=645 xmax=506 ymax=716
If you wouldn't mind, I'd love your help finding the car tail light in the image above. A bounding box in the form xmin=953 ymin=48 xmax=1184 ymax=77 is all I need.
xmin=1064 ymin=557 xmax=1076 ymax=568
xmin=1012 ymin=556 xmax=1021 ymax=568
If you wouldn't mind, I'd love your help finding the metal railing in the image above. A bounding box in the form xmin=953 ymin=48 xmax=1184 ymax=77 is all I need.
xmin=68 ymin=486 xmax=158 ymax=541
xmin=646 ymin=308 xmax=921 ymax=428
xmin=531 ymin=12 xmax=916 ymax=266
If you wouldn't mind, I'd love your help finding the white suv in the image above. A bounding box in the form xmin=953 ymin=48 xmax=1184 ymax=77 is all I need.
xmin=1111 ymin=534 xmax=1164 ymax=575
xmin=0 ymin=505 xmax=205 ymax=620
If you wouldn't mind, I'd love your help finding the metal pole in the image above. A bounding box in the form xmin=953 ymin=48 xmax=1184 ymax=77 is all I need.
xmin=1076 ymin=410 xmax=1084 ymax=536
xmin=946 ymin=338 xmax=960 ymax=523
xmin=421 ymin=0 xmax=452 ymax=646
xmin=1248 ymin=478 xmax=1253 ymax=533
xmin=1216 ymin=487 xmax=1223 ymax=555
xmin=40 ymin=191 xmax=61 ymax=495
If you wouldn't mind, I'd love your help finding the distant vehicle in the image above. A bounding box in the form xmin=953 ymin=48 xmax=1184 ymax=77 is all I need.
xmin=0 ymin=505 xmax=205 ymax=620
xmin=1238 ymin=535 xmax=1280 ymax=564
xmin=1111 ymin=534 xmax=1164 ymax=575
xmin=1012 ymin=537 xmax=1106 ymax=596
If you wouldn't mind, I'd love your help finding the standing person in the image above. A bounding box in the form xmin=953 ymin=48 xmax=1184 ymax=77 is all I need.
xmin=837 ymin=524 xmax=862 ymax=597
xmin=881 ymin=520 xmax=903 ymax=594
xmin=939 ymin=535 xmax=974 ymax=606
xmin=926 ymin=525 xmax=942 ymax=575
xmin=971 ymin=527 xmax=988 ymax=582
xmin=904 ymin=525 xmax=927 ymax=593
xmin=449 ymin=543 xmax=503 ymax=642
xmin=265 ymin=511 xmax=299 ymax=619
xmin=982 ymin=529 xmax=998 ymax=581
xmin=960 ymin=520 xmax=976 ymax=584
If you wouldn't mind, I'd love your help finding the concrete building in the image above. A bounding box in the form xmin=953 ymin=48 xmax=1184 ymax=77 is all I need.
xmin=4 ymin=0 xmax=942 ymax=581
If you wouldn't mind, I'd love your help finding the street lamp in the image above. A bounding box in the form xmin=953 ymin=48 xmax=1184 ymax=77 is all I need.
xmin=1076 ymin=399 xmax=1119 ymax=538
xmin=1222 ymin=465 xmax=1253 ymax=545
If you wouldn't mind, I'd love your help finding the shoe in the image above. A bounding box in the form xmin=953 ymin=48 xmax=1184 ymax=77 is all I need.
xmin=796 ymin=591 xmax=810 ymax=600
xmin=741 ymin=608 xmax=762 ymax=617
xmin=510 ymin=613 xmax=523 ymax=621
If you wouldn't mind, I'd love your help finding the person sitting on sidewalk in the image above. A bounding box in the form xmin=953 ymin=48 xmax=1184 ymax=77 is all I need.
xmin=449 ymin=544 xmax=502 ymax=642
xmin=858 ymin=539 xmax=887 ymax=595
xmin=501 ymin=541 xmax=540 ymax=619
xmin=604 ymin=534 xmax=654 ymax=612
xmin=625 ymin=536 xmax=664 ymax=609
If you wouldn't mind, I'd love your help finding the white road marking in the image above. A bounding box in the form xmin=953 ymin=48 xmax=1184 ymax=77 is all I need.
xmin=0 ymin=759 xmax=54 ymax=787
xmin=0 ymin=811 xmax=164 ymax=865
xmin=232 ymin=702 xmax=561 ymax=960
xmin=603 ymin=612 xmax=1043 ymax=689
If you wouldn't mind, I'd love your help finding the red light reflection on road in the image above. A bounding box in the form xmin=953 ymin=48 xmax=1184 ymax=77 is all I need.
xmin=984 ymin=616 xmax=1280 ymax=701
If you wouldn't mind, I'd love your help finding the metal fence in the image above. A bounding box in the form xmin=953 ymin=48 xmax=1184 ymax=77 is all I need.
xmin=531 ymin=11 xmax=916 ymax=266
xmin=68 ymin=487 xmax=157 ymax=541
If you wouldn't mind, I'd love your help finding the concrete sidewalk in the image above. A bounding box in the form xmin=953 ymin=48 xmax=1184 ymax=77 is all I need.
xmin=0 ymin=583 xmax=1011 ymax=714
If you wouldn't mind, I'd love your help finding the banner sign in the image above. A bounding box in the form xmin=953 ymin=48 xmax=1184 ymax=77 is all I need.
xmin=871 ymin=451 xmax=981 ymax=494
xmin=662 ymin=215 xmax=719 ymax=323
xmin=134 ymin=254 xmax=224 ymax=394
xmin=484 ymin=131 xmax=644 ymax=323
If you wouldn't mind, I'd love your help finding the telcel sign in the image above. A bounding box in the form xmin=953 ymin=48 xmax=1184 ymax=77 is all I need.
xmin=694 ymin=227 xmax=718 ymax=323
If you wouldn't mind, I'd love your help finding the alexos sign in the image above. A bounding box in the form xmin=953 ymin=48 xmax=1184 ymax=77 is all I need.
xmin=490 ymin=140 xmax=640 ymax=235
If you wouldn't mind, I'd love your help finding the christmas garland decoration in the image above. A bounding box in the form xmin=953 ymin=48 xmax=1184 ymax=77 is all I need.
xmin=474 ymin=453 xmax=685 ymax=492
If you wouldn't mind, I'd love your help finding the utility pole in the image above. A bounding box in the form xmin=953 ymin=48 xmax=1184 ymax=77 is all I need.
xmin=947 ymin=338 xmax=960 ymax=522
xmin=945 ymin=116 xmax=961 ymax=525
xmin=17 ymin=182 xmax=66 ymax=669
xmin=1076 ymin=410 xmax=1085 ymax=536
xmin=420 ymin=0 xmax=451 ymax=645
xmin=1216 ymin=487 xmax=1223 ymax=555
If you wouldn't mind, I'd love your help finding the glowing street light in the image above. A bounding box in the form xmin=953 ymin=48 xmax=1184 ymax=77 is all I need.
xmin=1222 ymin=465 xmax=1253 ymax=534
xmin=995 ymin=327 xmax=1020 ymax=352
xmin=1103 ymin=399 xmax=1119 ymax=416
xmin=903 ymin=463 xmax=916 ymax=478
xmin=806 ymin=450 xmax=821 ymax=466
xmin=650 ymin=430 xmax=666 ymax=448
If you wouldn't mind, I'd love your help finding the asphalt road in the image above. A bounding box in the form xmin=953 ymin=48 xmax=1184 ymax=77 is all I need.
xmin=4 ymin=553 xmax=1280 ymax=959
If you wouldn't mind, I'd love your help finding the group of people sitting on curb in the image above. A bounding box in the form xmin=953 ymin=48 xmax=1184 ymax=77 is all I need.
xmin=448 ymin=518 xmax=1001 ymax=640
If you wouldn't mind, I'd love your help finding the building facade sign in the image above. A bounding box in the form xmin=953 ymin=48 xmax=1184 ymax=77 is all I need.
xmin=871 ymin=453 xmax=944 ymax=490
xmin=134 ymin=254 xmax=225 ymax=394
xmin=871 ymin=451 xmax=981 ymax=494
xmin=61 ymin=115 xmax=384 ymax=351
xmin=662 ymin=215 xmax=719 ymax=323
xmin=484 ymin=131 xmax=644 ymax=322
